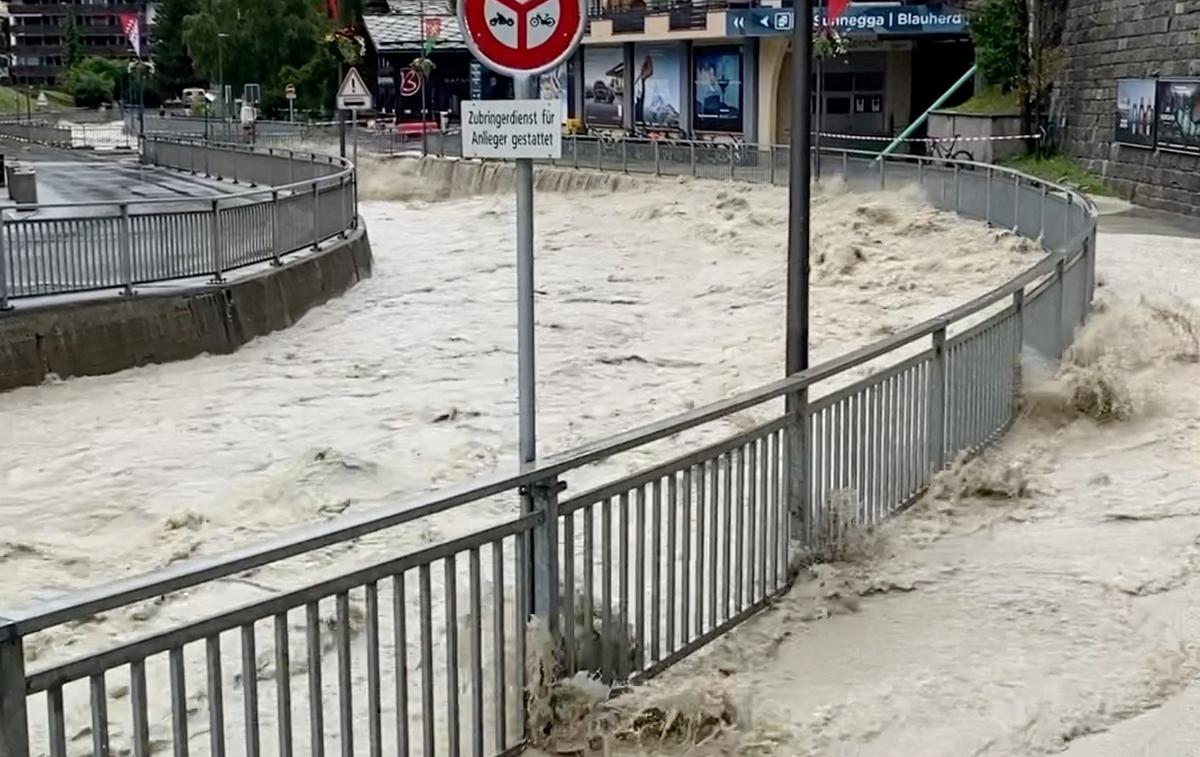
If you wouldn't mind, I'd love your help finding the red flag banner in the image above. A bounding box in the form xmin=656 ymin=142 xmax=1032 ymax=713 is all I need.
xmin=827 ymin=0 xmax=850 ymax=23
xmin=119 ymin=12 xmax=141 ymax=57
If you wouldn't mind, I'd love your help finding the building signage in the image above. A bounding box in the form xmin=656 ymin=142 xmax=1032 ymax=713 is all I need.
xmin=725 ymin=4 xmax=968 ymax=37
xmin=460 ymin=99 xmax=563 ymax=158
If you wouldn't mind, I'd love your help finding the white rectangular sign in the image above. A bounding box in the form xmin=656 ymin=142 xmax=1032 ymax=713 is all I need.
xmin=460 ymin=99 xmax=562 ymax=159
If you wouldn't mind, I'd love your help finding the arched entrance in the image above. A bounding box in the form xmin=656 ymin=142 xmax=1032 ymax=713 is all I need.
xmin=775 ymin=50 xmax=793 ymax=143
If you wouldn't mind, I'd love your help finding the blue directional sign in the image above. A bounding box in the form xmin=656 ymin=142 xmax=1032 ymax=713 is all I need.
xmin=725 ymin=4 xmax=969 ymax=37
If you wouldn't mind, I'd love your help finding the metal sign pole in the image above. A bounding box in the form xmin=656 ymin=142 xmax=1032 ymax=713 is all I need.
xmin=514 ymin=73 xmax=536 ymax=466
xmin=352 ymin=108 xmax=359 ymax=164
xmin=787 ymin=0 xmax=813 ymax=378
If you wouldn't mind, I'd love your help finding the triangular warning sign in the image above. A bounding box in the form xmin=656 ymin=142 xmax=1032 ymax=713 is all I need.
xmin=336 ymin=67 xmax=373 ymax=110
xmin=338 ymin=68 xmax=369 ymax=98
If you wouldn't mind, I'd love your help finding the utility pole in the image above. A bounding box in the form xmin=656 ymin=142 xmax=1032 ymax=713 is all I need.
xmin=787 ymin=0 xmax=813 ymax=379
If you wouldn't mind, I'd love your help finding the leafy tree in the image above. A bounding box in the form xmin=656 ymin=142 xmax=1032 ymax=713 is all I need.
xmin=64 ymin=14 xmax=83 ymax=69
xmin=182 ymin=0 xmax=330 ymax=108
xmin=969 ymin=0 xmax=1026 ymax=93
xmin=151 ymin=0 xmax=200 ymax=98
xmin=72 ymin=71 xmax=115 ymax=108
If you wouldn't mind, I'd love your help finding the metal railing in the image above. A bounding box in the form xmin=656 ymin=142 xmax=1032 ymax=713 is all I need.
xmin=0 ymin=137 xmax=358 ymax=307
xmin=0 ymin=120 xmax=73 ymax=147
xmin=0 ymin=143 xmax=1097 ymax=757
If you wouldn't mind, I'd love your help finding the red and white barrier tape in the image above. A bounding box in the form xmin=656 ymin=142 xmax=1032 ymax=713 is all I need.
xmin=817 ymin=132 xmax=1044 ymax=143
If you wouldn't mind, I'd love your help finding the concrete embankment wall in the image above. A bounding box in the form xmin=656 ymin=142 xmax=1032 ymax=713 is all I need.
xmin=0 ymin=229 xmax=373 ymax=391
xmin=361 ymin=155 xmax=658 ymax=201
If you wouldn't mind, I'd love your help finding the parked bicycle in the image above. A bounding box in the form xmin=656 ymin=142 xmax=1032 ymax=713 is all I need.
xmin=928 ymin=133 xmax=976 ymax=167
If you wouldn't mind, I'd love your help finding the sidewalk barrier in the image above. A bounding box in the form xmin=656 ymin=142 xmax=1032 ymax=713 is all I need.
xmin=0 ymin=141 xmax=1097 ymax=756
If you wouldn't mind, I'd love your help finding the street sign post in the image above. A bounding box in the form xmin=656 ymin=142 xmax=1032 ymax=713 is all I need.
xmin=337 ymin=68 xmax=372 ymax=164
xmin=285 ymin=82 xmax=296 ymax=122
xmin=459 ymin=0 xmax=585 ymax=620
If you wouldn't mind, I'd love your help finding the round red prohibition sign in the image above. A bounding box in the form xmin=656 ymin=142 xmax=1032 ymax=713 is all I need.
xmin=459 ymin=0 xmax=585 ymax=77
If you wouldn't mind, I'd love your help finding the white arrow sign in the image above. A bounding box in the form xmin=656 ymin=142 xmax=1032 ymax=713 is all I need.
xmin=336 ymin=67 xmax=373 ymax=111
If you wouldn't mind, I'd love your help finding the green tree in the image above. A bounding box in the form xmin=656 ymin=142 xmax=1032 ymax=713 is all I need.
xmin=64 ymin=14 xmax=83 ymax=69
xmin=73 ymin=71 xmax=116 ymax=107
xmin=183 ymin=0 xmax=330 ymax=108
xmin=969 ymin=0 xmax=1027 ymax=93
xmin=151 ymin=0 xmax=200 ymax=98
xmin=63 ymin=56 xmax=129 ymax=106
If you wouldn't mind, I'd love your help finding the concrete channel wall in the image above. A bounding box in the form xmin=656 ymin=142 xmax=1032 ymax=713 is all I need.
xmin=0 ymin=228 xmax=372 ymax=391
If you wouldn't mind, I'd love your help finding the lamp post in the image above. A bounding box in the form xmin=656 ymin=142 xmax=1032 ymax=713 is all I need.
xmin=217 ymin=32 xmax=230 ymax=128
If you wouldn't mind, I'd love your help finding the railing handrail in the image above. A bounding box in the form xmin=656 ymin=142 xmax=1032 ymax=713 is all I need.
xmin=0 ymin=145 xmax=1096 ymax=637
xmin=0 ymin=136 xmax=354 ymax=213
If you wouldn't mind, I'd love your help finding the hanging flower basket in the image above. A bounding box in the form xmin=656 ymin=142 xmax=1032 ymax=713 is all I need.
xmin=813 ymin=27 xmax=850 ymax=60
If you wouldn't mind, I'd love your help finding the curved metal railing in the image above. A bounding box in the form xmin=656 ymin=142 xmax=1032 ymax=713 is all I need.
xmin=0 ymin=144 xmax=1096 ymax=757
xmin=0 ymin=137 xmax=358 ymax=307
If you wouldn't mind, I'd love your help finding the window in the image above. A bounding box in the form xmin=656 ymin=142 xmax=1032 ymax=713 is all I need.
xmin=826 ymin=97 xmax=850 ymax=114
xmin=824 ymin=72 xmax=853 ymax=92
xmin=854 ymin=72 xmax=884 ymax=91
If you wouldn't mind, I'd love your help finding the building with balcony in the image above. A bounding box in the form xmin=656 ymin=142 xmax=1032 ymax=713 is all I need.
xmin=577 ymin=0 xmax=974 ymax=147
xmin=6 ymin=0 xmax=147 ymax=86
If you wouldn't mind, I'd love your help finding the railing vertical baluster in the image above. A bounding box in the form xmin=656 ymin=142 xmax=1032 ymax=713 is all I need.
xmin=1054 ymin=256 xmax=1068 ymax=359
xmin=0 ymin=210 xmax=9 ymax=310
xmin=733 ymin=447 xmax=744 ymax=610
xmin=306 ymin=602 xmax=325 ymax=757
xmin=419 ymin=565 xmax=435 ymax=757
xmin=118 ymin=203 xmax=134 ymax=295
xmin=629 ymin=485 xmax=644 ymax=672
xmin=708 ymin=458 xmax=719 ymax=625
xmin=746 ymin=441 xmax=757 ymax=600
xmin=47 ymin=686 xmax=66 ymax=757
xmin=131 ymin=660 xmax=150 ymax=757
xmin=690 ymin=141 xmax=696 ymax=177
xmin=365 ymin=583 xmax=382 ymax=757
xmin=1013 ymin=173 xmax=1021 ymax=232
xmin=561 ymin=513 xmax=576 ymax=675
xmin=929 ymin=327 xmax=947 ymax=476
xmin=529 ymin=477 xmax=560 ymax=649
xmin=693 ymin=464 xmax=705 ymax=636
xmin=491 ymin=543 xmax=507 ymax=752
xmin=271 ymin=190 xmax=282 ymax=265
xmin=985 ymin=166 xmax=993 ymax=220
xmin=680 ymin=466 xmax=692 ymax=643
xmin=393 ymin=574 xmax=410 ymax=757
xmin=312 ymin=181 xmax=321 ymax=250
xmin=665 ymin=475 xmax=677 ymax=653
xmin=653 ymin=139 xmax=660 ymax=176
xmin=209 ymin=198 xmax=223 ymax=283
xmin=206 ymin=636 xmax=226 ymax=757
xmin=721 ymin=453 xmax=733 ymax=618
xmin=90 ymin=672 xmax=110 ymax=757
xmin=622 ymin=138 xmax=628 ymax=173
xmin=241 ymin=624 xmax=261 ymax=757
xmin=600 ymin=497 xmax=613 ymax=678
xmin=469 ymin=549 xmax=484 ymax=757
xmin=650 ymin=479 xmax=662 ymax=663
xmin=768 ymin=145 xmax=776 ymax=185
xmin=953 ymin=163 xmax=961 ymax=213
xmin=274 ymin=614 xmax=293 ymax=757
xmin=583 ymin=504 xmax=595 ymax=670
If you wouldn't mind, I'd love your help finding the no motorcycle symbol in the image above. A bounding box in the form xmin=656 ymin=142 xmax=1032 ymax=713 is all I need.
xmin=460 ymin=0 xmax=584 ymax=76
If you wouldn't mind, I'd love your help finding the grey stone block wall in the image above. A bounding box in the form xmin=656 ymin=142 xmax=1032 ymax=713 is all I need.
xmin=1056 ymin=0 xmax=1200 ymax=213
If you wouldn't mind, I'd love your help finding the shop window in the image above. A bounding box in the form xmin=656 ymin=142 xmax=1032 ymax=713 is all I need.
xmin=826 ymin=97 xmax=850 ymax=114
xmin=824 ymin=72 xmax=853 ymax=92
xmin=854 ymin=72 xmax=884 ymax=91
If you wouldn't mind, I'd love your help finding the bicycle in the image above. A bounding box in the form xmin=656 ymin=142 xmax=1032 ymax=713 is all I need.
xmin=927 ymin=133 xmax=976 ymax=167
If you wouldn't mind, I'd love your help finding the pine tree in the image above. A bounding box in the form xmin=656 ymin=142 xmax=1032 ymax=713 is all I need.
xmin=151 ymin=0 xmax=200 ymax=98
xmin=64 ymin=14 xmax=83 ymax=69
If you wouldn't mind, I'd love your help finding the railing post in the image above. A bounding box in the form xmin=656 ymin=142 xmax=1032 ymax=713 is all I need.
xmin=690 ymin=141 xmax=696 ymax=177
xmin=120 ymin=203 xmax=134 ymax=296
xmin=729 ymin=142 xmax=735 ymax=180
xmin=527 ymin=478 xmax=562 ymax=644
xmin=1013 ymin=173 xmax=1020 ymax=232
xmin=0 ymin=212 xmax=10 ymax=311
xmin=928 ymin=327 xmax=947 ymax=474
xmin=953 ymin=163 xmax=961 ymax=213
xmin=271 ymin=190 xmax=282 ymax=266
xmin=917 ymin=154 xmax=924 ymax=186
xmin=1053 ymin=256 xmax=1067 ymax=359
xmin=338 ymin=176 xmax=348 ymax=239
xmin=1064 ymin=193 xmax=1072 ymax=245
xmin=621 ymin=138 xmax=628 ymax=173
xmin=786 ymin=387 xmax=811 ymax=550
xmin=768 ymin=145 xmax=776 ymax=184
xmin=572 ymin=135 xmax=579 ymax=170
xmin=0 ymin=622 xmax=29 ymax=757
xmin=985 ymin=166 xmax=993 ymax=221
xmin=841 ymin=150 xmax=848 ymax=179
xmin=596 ymin=139 xmax=603 ymax=172
xmin=1012 ymin=287 xmax=1025 ymax=401
xmin=653 ymin=140 xmax=661 ymax=176
xmin=312 ymin=181 xmax=321 ymax=250
xmin=209 ymin=198 xmax=224 ymax=283
xmin=878 ymin=158 xmax=885 ymax=190
xmin=1040 ymin=184 xmax=1048 ymax=241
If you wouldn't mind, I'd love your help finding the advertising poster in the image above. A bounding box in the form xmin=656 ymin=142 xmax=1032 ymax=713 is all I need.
xmin=584 ymin=46 xmax=624 ymax=127
xmin=1156 ymin=78 xmax=1200 ymax=154
xmin=633 ymin=44 xmax=683 ymax=130
xmin=1115 ymin=78 xmax=1157 ymax=147
xmin=693 ymin=46 xmax=743 ymax=133
xmin=539 ymin=63 xmax=571 ymax=124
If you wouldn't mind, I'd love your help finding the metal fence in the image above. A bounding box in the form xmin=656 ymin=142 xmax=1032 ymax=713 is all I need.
xmin=0 ymin=144 xmax=1097 ymax=757
xmin=0 ymin=137 xmax=357 ymax=307
xmin=0 ymin=120 xmax=73 ymax=147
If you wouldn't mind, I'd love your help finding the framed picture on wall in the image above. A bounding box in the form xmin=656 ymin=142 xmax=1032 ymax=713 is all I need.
xmin=1115 ymin=78 xmax=1157 ymax=148
xmin=693 ymin=45 xmax=743 ymax=133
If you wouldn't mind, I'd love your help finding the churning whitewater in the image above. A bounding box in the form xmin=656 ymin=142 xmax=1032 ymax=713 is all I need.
xmin=1 ymin=161 xmax=1048 ymax=754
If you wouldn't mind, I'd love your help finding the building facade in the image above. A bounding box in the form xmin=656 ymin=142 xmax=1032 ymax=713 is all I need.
xmin=578 ymin=1 xmax=973 ymax=147
xmin=6 ymin=0 xmax=146 ymax=86
xmin=1055 ymin=0 xmax=1200 ymax=215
